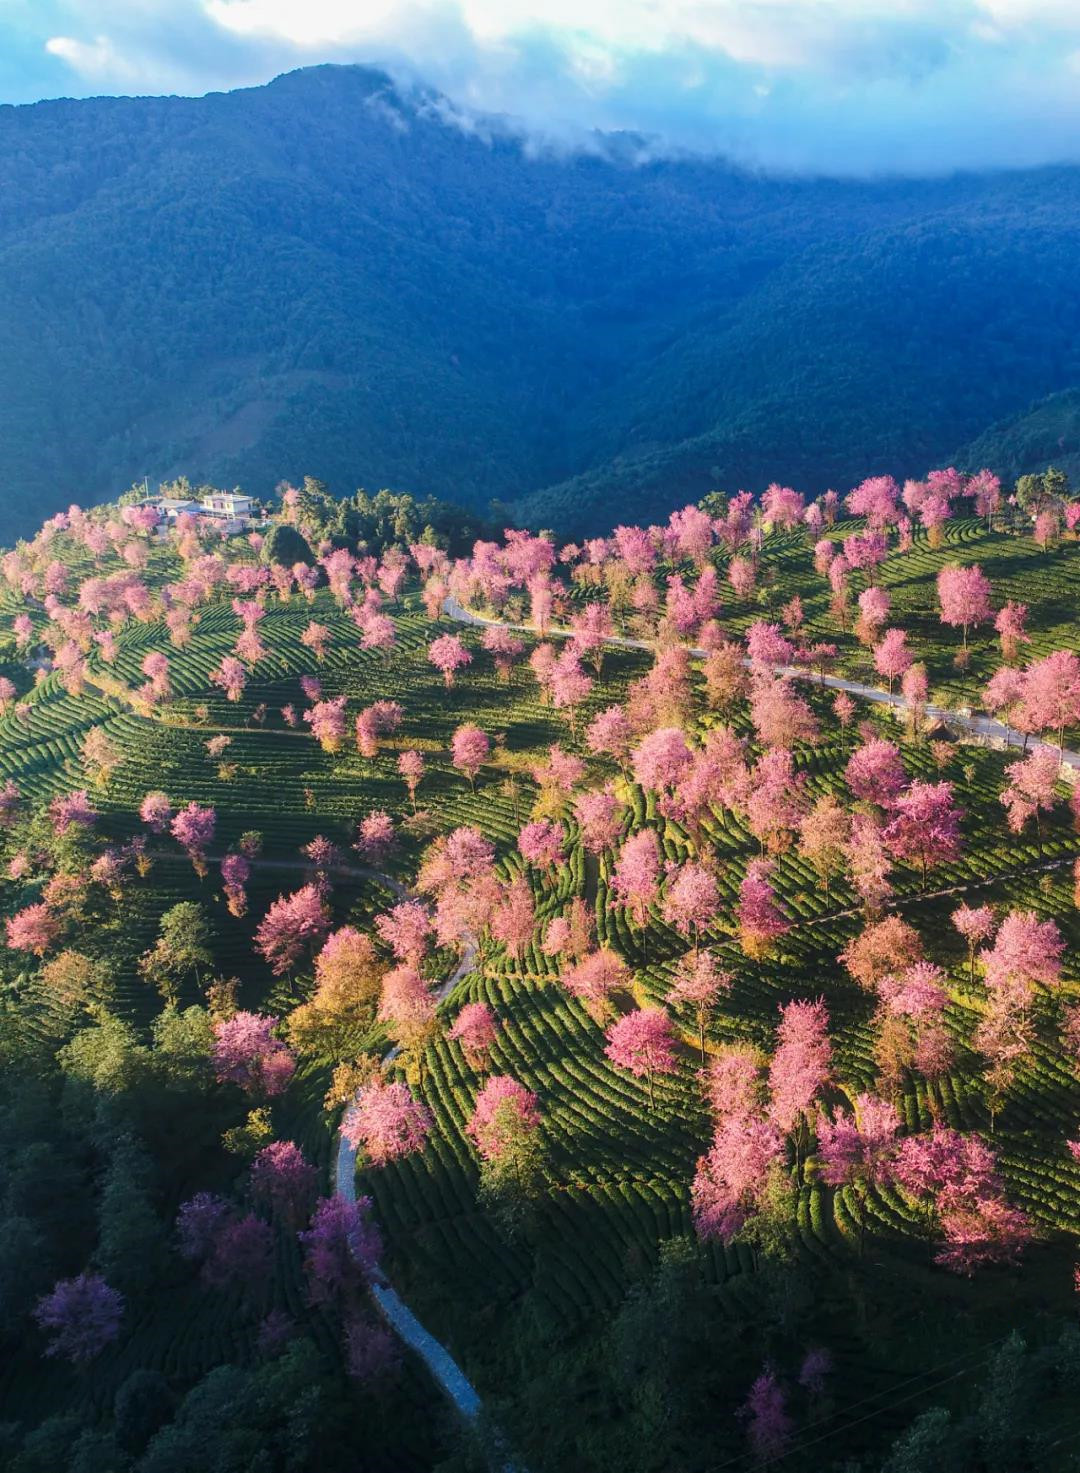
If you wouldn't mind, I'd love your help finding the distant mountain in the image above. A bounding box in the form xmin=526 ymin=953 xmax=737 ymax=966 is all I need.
xmin=3 ymin=63 xmax=1080 ymax=541
xmin=955 ymin=388 xmax=1080 ymax=489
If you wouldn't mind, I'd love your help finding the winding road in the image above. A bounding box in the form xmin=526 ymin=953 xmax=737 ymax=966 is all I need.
xmin=442 ymin=594 xmax=1080 ymax=773
xmin=334 ymin=937 xmax=485 ymax=1420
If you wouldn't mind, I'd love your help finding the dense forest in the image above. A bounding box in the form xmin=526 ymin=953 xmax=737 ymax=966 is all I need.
xmin=5 ymin=65 xmax=1080 ymax=539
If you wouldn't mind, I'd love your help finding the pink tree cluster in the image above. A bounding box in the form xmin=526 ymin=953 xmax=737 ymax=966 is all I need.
xmin=255 ymin=883 xmax=330 ymax=975
xmin=221 ymin=851 xmax=251 ymax=917
xmin=34 ymin=1273 xmax=124 ymax=1364
xmin=604 ymin=1007 xmax=678 ymax=1106
xmin=343 ymin=1078 xmax=433 ymax=1165
xmin=428 ymin=634 xmax=472 ymax=688
xmin=451 ymin=723 xmax=490 ymax=788
xmin=737 ymin=859 xmax=788 ymax=959
xmin=212 ymin=1011 xmax=297 ymax=1096
xmin=449 ymin=1001 xmax=500 ymax=1068
xmin=171 ymin=801 xmax=216 ymax=875
xmin=304 ymin=696 xmax=348 ymax=752
xmin=249 ymin=1140 xmax=319 ymax=1226
xmin=467 ymin=1075 xmax=540 ymax=1162
xmin=299 ymin=1195 xmax=382 ymax=1304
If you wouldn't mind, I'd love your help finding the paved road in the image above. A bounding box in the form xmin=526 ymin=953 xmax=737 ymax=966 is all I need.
xmin=443 ymin=595 xmax=1080 ymax=772
xmin=331 ymin=897 xmax=495 ymax=1431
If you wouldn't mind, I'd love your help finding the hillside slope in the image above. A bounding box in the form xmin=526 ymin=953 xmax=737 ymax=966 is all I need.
xmin=956 ymin=387 xmax=1080 ymax=488
xmin=4 ymin=65 xmax=1080 ymax=537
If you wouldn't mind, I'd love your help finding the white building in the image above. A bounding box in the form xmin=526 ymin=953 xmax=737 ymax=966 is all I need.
xmin=198 ymin=491 xmax=256 ymax=534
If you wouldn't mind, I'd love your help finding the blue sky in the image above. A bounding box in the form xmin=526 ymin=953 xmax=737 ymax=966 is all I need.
xmin=4 ymin=0 xmax=1080 ymax=174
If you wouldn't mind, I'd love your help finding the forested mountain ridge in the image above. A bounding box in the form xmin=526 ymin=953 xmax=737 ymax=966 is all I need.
xmin=4 ymin=63 xmax=1080 ymax=539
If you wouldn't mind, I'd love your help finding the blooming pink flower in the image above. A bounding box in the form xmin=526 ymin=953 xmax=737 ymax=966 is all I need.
xmin=466 ymin=1075 xmax=540 ymax=1162
xmin=343 ymin=1079 xmax=433 ymax=1166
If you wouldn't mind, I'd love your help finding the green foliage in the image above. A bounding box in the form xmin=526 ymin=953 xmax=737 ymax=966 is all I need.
xmin=261 ymin=521 xmax=315 ymax=568
xmin=138 ymin=903 xmax=213 ymax=1004
xmin=96 ymin=1134 xmax=165 ymax=1294
xmin=113 ymin=1370 xmax=173 ymax=1457
xmin=293 ymin=480 xmax=498 ymax=558
xmin=135 ymin=1340 xmax=349 ymax=1473
xmin=150 ymin=1005 xmax=213 ymax=1091
xmin=58 ymin=1014 xmax=151 ymax=1107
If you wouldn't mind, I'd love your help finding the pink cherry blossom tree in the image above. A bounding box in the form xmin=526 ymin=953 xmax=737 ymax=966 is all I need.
xmin=50 ymin=788 xmax=98 ymax=835
xmin=299 ymin=1195 xmax=382 ymax=1304
xmin=668 ymin=950 xmax=733 ymax=1061
xmin=882 ymin=781 xmax=963 ymax=887
xmin=518 ymin=819 xmax=565 ymax=871
xmin=952 ymin=903 xmax=996 ymax=986
xmin=5 ymin=903 xmax=61 ymax=956
xmin=739 ymin=1368 xmax=792 ymax=1464
xmin=768 ymin=997 xmax=831 ymax=1173
xmin=254 ymin=884 xmax=331 ymax=976
xmin=221 ymin=851 xmax=251 ymax=917
xmin=482 ymin=626 xmax=525 ymax=683
xmin=213 ymin=1011 xmax=297 ymax=1097
xmin=737 ymin=859 xmax=788 ymax=959
xmin=451 ymin=723 xmax=490 ymax=789
xmin=574 ymin=788 xmax=624 ymax=855
xmin=354 ymin=810 xmax=395 ymax=863
xmin=797 ymin=795 xmax=850 ymax=903
xmin=428 ymin=634 xmax=472 ymax=688
xmin=1000 ymin=746 xmax=1060 ymax=852
xmin=374 ymin=901 xmax=431 ymax=964
xmin=212 ymin=655 xmax=247 ymax=702
xmin=34 ymin=1273 xmax=124 ymax=1363
xmin=1023 ymin=649 xmax=1080 ymax=756
xmin=490 ymin=876 xmax=536 ymax=960
xmin=749 ymin=673 xmax=819 ymax=748
xmin=980 ymin=909 xmax=1064 ymax=1009
xmin=171 ymin=802 xmax=216 ymax=875
xmin=661 ymin=861 xmax=719 ymax=955
xmin=378 ymin=965 xmax=438 ymax=1069
xmin=746 ymin=748 xmax=807 ymax=854
xmin=817 ymin=1093 xmax=900 ymax=1251
xmin=300 ymin=620 xmax=331 ymax=662
xmin=632 ymin=727 xmax=693 ymax=796
xmin=840 ymin=914 xmax=923 ymax=991
xmin=937 ymin=564 xmax=992 ymax=651
xmin=893 ymin=1126 xmax=1031 ymax=1272
xmin=397 ymin=749 xmax=424 ymax=808
xmin=249 ymin=1141 xmax=319 ymax=1226
xmin=585 ymin=704 xmax=635 ymax=769
xmin=343 ymin=1078 xmax=433 ymax=1165
xmin=449 ymin=1001 xmax=500 ymax=1069
xmin=995 ymin=601 xmax=1029 ymax=663
xmin=845 ymin=738 xmax=907 ymax=808
xmin=604 ymin=1007 xmax=678 ymax=1106
xmin=691 ymin=1115 xmax=783 ymax=1246
xmin=561 ymin=947 xmax=632 ymax=1020
xmin=612 ymin=828 xmax=661 ymax=952
xmin=873 ymin=628 xmax=914 ymax=693
xmin=467 ymin=1074 xmax=540 ymax=1162
xmin=304 ymin=696 xmax=348 ymax=752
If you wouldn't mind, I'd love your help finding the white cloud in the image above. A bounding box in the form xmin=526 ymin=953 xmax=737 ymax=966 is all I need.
xmin=45 ymin=33 xmax=140 ymax=82
xmin=23 ymin=0 xmax=1080 ymax=173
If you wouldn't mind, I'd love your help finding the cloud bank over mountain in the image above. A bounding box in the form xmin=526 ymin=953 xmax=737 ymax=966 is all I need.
xmin=6 ymin=0 xmax=1080 ymax=175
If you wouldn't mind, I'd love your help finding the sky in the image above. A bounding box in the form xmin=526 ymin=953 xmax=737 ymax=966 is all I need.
xmin=3 ymin=0 xmax=1080 ymax=174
